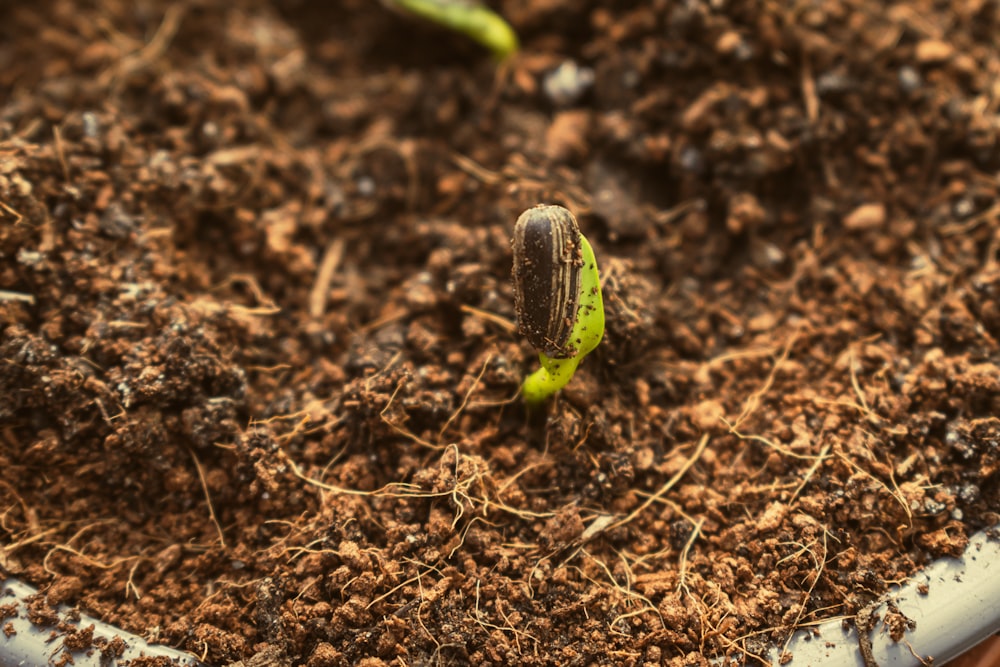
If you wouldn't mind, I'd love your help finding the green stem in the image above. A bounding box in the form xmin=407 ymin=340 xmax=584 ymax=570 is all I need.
xmin=522 ymin=353 xmax=581 ymax=405
xmin=386 ymin=0 xmax=519 ymax=60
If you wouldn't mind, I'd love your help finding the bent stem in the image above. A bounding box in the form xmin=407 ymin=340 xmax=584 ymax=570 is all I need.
xmin=522 ymin=353 xmax=582 ymax=405
xmin=385 ymin=0 xmax=519 ymax=60
xmin=522 ymin=234 xmax=604 ymax=405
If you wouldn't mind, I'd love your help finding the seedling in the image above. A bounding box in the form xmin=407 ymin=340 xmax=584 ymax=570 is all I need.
xmin=382 ymin=0 xmax=519 ymax=60
xmin=512 ymin=205 xmax=605 ymax=404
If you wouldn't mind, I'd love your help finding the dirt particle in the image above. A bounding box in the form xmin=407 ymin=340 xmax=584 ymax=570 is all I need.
xmin=915 ymin=39 xmax=955 ymax=64
xmin=843 ymin=202 xmax=887 ymax=231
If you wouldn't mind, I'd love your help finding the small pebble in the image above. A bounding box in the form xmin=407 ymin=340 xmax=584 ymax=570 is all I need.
xmin=543 ymin=60 xmax=594 ymax=107
xmin=816 ymin=69 xmax=854 ymax=95
xmin=679 ymin=145 xmax=704 ymax=173
xmin=898 ymin=66 xmax=921 ymax=94
xmin=81 ymin=111 xmax=100 ymax=138
xmin=356 ymin=175 xmax=375 ymax=197
xmin=99 ymin=202 xmax=136 ymax=239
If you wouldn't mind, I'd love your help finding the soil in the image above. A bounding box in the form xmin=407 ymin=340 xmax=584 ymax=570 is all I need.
xmin=1 ymin=1 xmax=999 ymax=666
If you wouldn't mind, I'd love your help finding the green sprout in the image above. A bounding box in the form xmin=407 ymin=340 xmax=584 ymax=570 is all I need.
xmin=382 ymin=0 xmax=519 ymax=60
xmin=512 ymin=205 xmax=605 ymax=405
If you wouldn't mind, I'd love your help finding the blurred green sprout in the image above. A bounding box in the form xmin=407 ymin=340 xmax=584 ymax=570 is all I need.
xmin=382 ymin=0 xmax=519 ymax=60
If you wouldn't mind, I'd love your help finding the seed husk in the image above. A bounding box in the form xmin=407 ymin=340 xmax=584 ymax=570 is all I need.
xmin=512 ymin=205 xmax=583 ymax=358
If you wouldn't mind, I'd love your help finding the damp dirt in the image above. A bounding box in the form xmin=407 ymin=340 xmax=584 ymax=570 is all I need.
xmin=1 ymin=1 xmax=998 ymax=666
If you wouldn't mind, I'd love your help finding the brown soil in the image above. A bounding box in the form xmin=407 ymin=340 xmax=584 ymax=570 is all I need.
xmin=1 ymin=1 xmax=999 ymax=666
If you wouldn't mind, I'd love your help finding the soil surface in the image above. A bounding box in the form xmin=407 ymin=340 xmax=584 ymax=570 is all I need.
xmin=2 ymin=1 xmax=999 ymax=666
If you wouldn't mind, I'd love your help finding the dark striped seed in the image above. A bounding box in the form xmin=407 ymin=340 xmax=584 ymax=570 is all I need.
xmin=512 ymin=205 xmax=583 ymax=358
